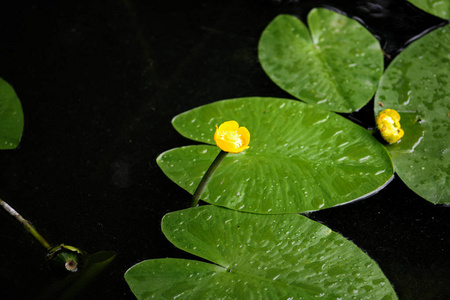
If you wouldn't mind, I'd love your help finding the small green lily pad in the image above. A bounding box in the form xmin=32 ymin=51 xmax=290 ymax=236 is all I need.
xmin=406 ymin=0 xmax=450 ymax=20
xmin=125 ymin=206 xmax=398 ymax=299
xmin=158 ymin=97 xmax=393 ymax=213
xmin=375 ymin=24 xmax=450 ymax=204
xmin=0 ymin=78 xmax=24 ymax=149
xmin=258 ymin=9 xmax=383 ymax=112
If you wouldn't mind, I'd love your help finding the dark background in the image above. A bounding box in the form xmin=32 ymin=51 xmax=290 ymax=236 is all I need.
xmin=0 ymin=0 xmax=449 ymax=299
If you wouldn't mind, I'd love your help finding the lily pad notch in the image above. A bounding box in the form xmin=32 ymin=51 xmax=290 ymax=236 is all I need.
xmin=258 ymin=8 xmax=384 ymax=113
xmin=158 ymin=97 xmax=394 ymax=214
xmin=125 ymin=206 xmax=398 ymax=299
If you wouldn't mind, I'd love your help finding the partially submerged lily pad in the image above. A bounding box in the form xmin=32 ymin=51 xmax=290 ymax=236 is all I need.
xmin=375 ymin=24 xmax=450 ymax=205
xmin=125 ymin=206 xmax=398 ymax=299
xmin=38 ymin=251 xmax=116 ymax=300
xmin=406 ymin=0 xmax=450 ymax=20
xmin=258 ymin=9 xmax=383 ymax=113
xmin=0 ymin=78 xmax=24 ymax=149
xmin=158 ymin=97 xmax=393 ymax=214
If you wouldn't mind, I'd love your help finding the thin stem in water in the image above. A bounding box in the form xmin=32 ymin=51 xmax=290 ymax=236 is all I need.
xmin=191 ymin=150 xmax=228 ymax=207
xmin=0 ymin=198 xmax=51 ymax=250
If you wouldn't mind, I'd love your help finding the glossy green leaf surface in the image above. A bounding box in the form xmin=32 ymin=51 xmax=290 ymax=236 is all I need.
xmin=125 ymin=206 xmax=398 ymax=299
xmin=258 ymin=9 xmax=383 ymax=113
xmin=158 ymin=97 xmax=393 ymax=213
xmin=0 ymin=78 xmax=24 ymax=149
xmin=406 ymin=0 xmax=450 ymax=19
xmin=375 ymin=25 xmax=450 ymax=204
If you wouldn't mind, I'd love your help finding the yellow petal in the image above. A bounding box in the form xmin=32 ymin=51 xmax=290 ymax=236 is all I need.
xmin=214 ymin=120 xmax=250 ymax=153
xmin=218 ymin=120 xmax=239 ymax=131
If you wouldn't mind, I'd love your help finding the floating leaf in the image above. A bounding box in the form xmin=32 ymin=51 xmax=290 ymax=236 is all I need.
xmin=125 ymin=206 xmax=398 ymax=299
xmin=258 ymin=9 xmax=383 ymax=113
xmin=158 ymin=97 xmax=393 ymax=213
xmin=0 ymin=78 xmax=24 ymax=149
xmin=406 ymin=0 xmax=450 ymax=20
xmin=375 ymin=24 xmax=450 ymax=204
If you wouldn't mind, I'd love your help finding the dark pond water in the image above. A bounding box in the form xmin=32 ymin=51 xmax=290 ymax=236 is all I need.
xmin=0 ymin=0 xmax=449 ymax=299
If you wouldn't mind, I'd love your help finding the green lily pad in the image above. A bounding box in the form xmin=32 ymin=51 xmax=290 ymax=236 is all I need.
xmin=406 ymin=0 xmax=450 ymax=20
xmin=258 ymin=9 xmax=383 ymax=113
xmin=125 ymin=206 xmax=398 ymax=299
xmin=375 ymin=24 xmax=450 ymax=204
xmin=0 ymin=78 xmax=24 ymax=149
xmin=158 ymin=97 xmax=393 ymax=213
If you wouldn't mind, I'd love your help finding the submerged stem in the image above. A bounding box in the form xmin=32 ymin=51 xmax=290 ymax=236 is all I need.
xmin=191 ymin=150 xmax=228 ymax=207
xmin=0 ymin=198 xmax=51 ymax=250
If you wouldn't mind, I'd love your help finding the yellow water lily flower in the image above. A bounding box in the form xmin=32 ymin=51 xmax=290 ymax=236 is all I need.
xmin=376 ymin=109 xmax=404 ymax=144
xmin=214 ymin=120 xmax=250 ymax=153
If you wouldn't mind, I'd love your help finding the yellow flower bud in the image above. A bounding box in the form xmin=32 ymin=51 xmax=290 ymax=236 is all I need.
xmin=214 ymin=121 xmax=250 ymax=153
xmin=376 ymin=109 xmax=404 ymax=144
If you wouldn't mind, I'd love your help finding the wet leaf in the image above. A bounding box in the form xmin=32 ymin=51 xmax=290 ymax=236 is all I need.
xmin=158 ymin=97 xmax=393 ymax=213
xmin=406 ymin=0 xmax=450 ymax=20
xmin=375 ymin=24 xmax=450 ymax=204
xmin=258 ymin=9 xmax=383 ymax=113
xmin=0 ymin=78 xmax=24 ymax=149
xmin=125 ymin=206 xmax=398 ymax=299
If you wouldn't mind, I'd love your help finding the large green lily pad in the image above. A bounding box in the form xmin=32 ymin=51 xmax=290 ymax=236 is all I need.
xmin=375 ymin=24 xmax=450 ymax=204
xmin=258 ymin=9 xmax=383 ymax=113
xmin=406 ymin=0 xmax=450 ymax=20
xmin=125 ymin=206 xmax=398 ymax=299
xmin=0 ymin=78 xmax=24 ymax=149
xmin=158 ymin=97 xmax=393 ymax=213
